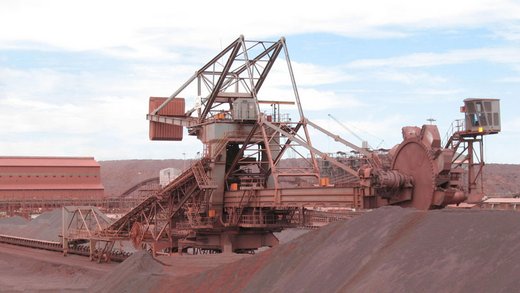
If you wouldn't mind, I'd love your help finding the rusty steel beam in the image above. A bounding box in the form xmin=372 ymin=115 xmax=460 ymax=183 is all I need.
xmin=306 ymin=119 xmax=371 ymax=157
xmin=262 ymin=118 xmax=359 ymax=177
xmin=151 ymin=36 xmax=244 ymax=116
xmin=146 ymin=114 xmax=198 ymax=127
xmin=223 ymin=186 xmax=363 ymax=207
xmin=200 ymin=40 xmax=243 ymax=121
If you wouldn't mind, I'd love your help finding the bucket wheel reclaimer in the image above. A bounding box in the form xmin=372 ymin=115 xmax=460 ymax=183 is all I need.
xmin=360 ymin=125 xmax=466 ymax=210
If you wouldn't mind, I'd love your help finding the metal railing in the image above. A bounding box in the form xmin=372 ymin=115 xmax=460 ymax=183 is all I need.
xmin=238 ymin=214 xmax=293 ymax=226
xmin=443 ymin=119 xmax=464 ymax=147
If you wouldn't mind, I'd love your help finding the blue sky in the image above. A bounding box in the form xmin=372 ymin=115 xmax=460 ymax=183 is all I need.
xmin=1 ymin=0 xmax=519 ymax=163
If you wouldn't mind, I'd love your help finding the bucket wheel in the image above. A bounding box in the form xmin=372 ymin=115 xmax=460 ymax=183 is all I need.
xmin=391 ymin=138 xmax=437 ymax=210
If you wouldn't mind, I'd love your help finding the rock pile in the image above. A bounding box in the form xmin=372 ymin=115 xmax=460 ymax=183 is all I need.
xmin=0 ymin=215 xmax=29 ymax=226
xmin=0 ymin=207 xmax=113 ymax=242
xmin=89 ymin=250 xmax=163 ymax=293
xmin=0 ymin=209 xmax=63 ymax=241
xmin=157 ymin=207 xmax=520 ymax=292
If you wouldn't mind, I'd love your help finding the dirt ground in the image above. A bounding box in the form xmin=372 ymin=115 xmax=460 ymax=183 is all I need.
xmin=0 ymin=243 xmax=116 ymax=292
xmin=0 ymin=243 xmax=251 ymax=293
xmin=0 ymin=209 xmax=258 ymax=292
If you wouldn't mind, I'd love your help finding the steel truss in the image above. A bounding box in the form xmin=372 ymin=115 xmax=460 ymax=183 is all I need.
xmin=445 ymin=119 xmax=487 ymax=201
xmin=138 ymin=36 xmax=377 ymax=253
xmin=62 ymin=206 xmax=119 ymax=262
xmin=148 ymin=36 xmax=369 ymax=193
xmin=131 ymin=36 xmax=407 ymax=253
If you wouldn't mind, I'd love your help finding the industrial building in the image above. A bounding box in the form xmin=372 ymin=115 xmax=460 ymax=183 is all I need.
xmin=0 ymin=156 xmax=104 ymax=200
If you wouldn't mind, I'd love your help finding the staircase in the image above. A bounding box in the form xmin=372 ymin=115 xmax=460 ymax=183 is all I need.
xmin=233 ymin=189 xmax=256 ymax=225
xmin=211 ymin=137 xmax=229 ymax=159
xmin=192 ymin=160 xmax=217 ymax=189
xmin=443 ymin=119 xmax=465 ymax=149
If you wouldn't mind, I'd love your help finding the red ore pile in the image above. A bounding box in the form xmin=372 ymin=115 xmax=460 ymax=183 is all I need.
xmin=156 ymin=206 xmax=520 ymax=293
xmin=0 ymin=208 xmax=113 ymax=242
xmin=0 ymin=215 xmax=28 ymax=226
xmin=89 ymin=250 xmax=164 ymax=293
xmin=0 ymin=209 xmax=63 ymax=241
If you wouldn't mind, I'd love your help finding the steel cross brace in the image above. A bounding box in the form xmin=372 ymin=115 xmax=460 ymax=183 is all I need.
xmin=262 ymin=119 xmax=359 ymax=177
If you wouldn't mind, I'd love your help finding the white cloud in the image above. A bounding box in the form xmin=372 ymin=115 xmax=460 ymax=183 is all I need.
xmin=494 ymin=24 xmax=520 ymax=42
xmin=347 ymin=47 xmax=520 ymax=69
xmin=373 ymin=70 xmax=448 ymax=85
xmin=253 ymin=59 xmax=361 ymax=111
xmin=1 ymin=0 xmax=520 ymax=58
xmin=299 ymin=88 xmax=363 ymax=111
xmin=1 ymin=137 xmax=92 ymax=157
xmin=262 ymin=59 xmax=354 ymax=89
xmin=291 ymin=62 xmax=355 ymax=86
xmin=495 ymin=65 xmax=520 ymax=82
xmin=0 ymin=61 xmax=206 ymax=160
xmin=496 ymin=76 xmax=520 ymax=83
xmin=0 ymin=95 xmax=203 ymax=159
xmin=0 ymin=96 xmax=140 ymax=134
xmin=0 ymin=68 xmax=68 ymax=99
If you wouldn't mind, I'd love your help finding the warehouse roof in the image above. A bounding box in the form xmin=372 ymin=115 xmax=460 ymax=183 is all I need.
xmin=0 ymin=184 xmax=104 ymax=190
xmin=0 ymin=157 xmax=100 ymax=167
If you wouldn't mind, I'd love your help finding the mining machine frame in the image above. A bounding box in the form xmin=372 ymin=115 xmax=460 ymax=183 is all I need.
xmin=87 ymin=36 xmax=495 ymax=255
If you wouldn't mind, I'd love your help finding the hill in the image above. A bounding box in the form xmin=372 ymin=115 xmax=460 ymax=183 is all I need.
xmin=483 ymin=164 xmax=520 ymax=196
xmin=99 ymin=160 xmax=520 ymax=198
xmin=99 ymin=159 xmax=183 ymax=197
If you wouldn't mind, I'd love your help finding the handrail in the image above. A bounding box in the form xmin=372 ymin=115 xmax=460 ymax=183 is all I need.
xmin=443 ymin=119 xmax=464 ymax=148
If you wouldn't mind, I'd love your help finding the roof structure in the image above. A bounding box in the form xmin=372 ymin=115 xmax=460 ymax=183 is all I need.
xmin=1 ymin=184 xmax=104 ymax=190
xmin=0 ymin=157 xmax=100 ymax=167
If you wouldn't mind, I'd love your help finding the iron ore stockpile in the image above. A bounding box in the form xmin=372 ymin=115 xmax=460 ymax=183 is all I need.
xmin=0 ymin=208 xmax=111 ymax=242
xmin=151 ymin=206 xmax=520 ymax=293
xmin=90 ymin=251 xmax=163 ymax=293
xmin=2 ymin=207 xmax=520 ymax=292
xmin=73 ymin=207 xmax=520 ymax=292
xmin=0 ymin=209 xmax=63 ymax=241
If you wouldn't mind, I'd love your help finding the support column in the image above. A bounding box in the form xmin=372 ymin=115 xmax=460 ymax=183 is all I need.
xmin=221 ymin=232 xmax=235 ymax=254
xmin=89 ymin=239 xmax=96 ymax=261
xmin=63 ymin=238 xmax=68 ymax=257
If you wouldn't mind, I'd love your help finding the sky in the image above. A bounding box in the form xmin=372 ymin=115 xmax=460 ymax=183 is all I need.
xmin=1 ymin=0 xmax=519 ymax=163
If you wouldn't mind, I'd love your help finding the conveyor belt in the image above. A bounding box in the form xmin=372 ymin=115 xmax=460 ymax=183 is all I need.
xmin=0 ymin=234 xmax=131 ymax=262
